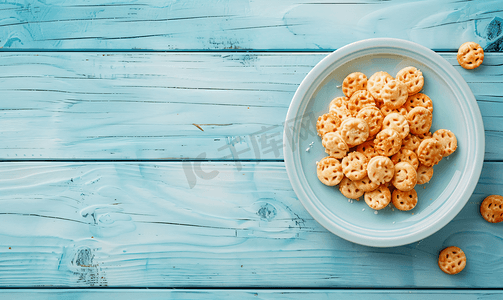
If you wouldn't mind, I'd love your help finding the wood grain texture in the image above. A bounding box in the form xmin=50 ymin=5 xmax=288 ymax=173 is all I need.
xmin=0 ymin=161 xmax=502 ymax=288
xmin=0 ymin=0 xmax=502 ymax=51
xmin=0 ymin=52 xmax=502 ymax=160
xmin=2 ymin=289 xmax=503 ymax=300
xmin=1 ymin=0 xmax=501 ymax=293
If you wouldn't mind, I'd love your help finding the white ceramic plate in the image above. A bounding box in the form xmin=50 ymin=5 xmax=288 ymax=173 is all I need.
xmin=284 ymin=38 xmax=484 ymax=247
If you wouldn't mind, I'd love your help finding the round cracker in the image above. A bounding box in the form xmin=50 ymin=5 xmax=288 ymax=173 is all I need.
xmin=417 ymin=138 xmax=443 ymax=167
xmin=480 ymin=195 xmax=503 ymax=223
xmin=416 ymin=164 xmax=434 ymax=185
xmin=433 ymin=129 xmax=457 ymax=157
xmin=341 ymin=151 xmax=368 ymax=181
xmin=317 ymin=157 xmax=344 ymax=186
xmin=374 ymin=128 xmax=402 ymax=157
xmin=348 ymin=90 xmax=376 ymax=116
xmin=356 ymin=106 xmax=383 ymax=136
xmin=438 ymin=246 xmax=466 ymax=275
xmin=457 ymin=42 xmax=484 ymax=70
xmin=342 ymin=72 xmax=367 ymax=97
xmin=392 ymin=189 xmax=418 ymax=211
xmin=317 ymin=112 xmax=341 ymax=137
xmin=405 ymin=93 xmax=433 ymax=113
xmin=381 ymin=79 xmax=408 ymax=109
xmin=339 ymin=177 xmax=364 ymax=199
xmin=339 ymin=117 xmax=370 ymax=147
xmin=356 ymin=140 xmax=378 ymax=160
xmin=322 ymin=132 xmax=349 ymax=159
xmin=396 ymin=66 xmax=424 ymax=96
xmin=367 ymin=71 xmax=393 ymax=101
xmin=382 ymin=112 xmax=410 ymax=140
xmin=407 ymin=107 xmax=432 ymax=136
xmin=364 ymin=185 xmax=391 ymax=210
xmin=391 ymin=148 xmax=419 ymax=170
xmin=329 ymin=96 xmax=352 ymax=120
xmin=367 ymin=156 xmax=394 ymax=185
xmin=392 ymin=162 xmax=417 ymax=192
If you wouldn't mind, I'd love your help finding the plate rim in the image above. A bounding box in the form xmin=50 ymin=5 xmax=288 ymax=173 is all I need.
xmin=283 ymin=38 xmax=485 ymax=247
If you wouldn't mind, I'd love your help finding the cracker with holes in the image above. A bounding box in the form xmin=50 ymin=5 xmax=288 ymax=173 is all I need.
xmin=322 ymin=132 xmax=349 ymax=159
xmin=342 ymin=72 xmax=367 ymax=97
xmin=367 ymin=156 xmax=394 ymax=185
xmin=391 ymin=148 xmax=419 ymax=170
xmin=339 ymin=117 xmax=369 ymax=147
xmin=382 ymin=112 xmax=410 ymax=140
xmin=356 ymin=140 xmax=378 ymax=160
xmin=392 ymin=162 xmax=417 ymax=192
xmin=480 ymin=195 xmax=503 ymax=223
xmin=433 ymin=129 xmax=457 ymax=157
xmin=396 ymin=66 xmax=424 ymax=96
xmin=457 ymin=42 xmax=484 ymax=70
xmin=314 ymin=67 xmax=458 ymax=215
xmin=348 ymin=90 xmax=376 ymax=116
xmin=342 ymin=151 xmax=368 ymax=181
xmin=438 ymin=246 xmax=466 ymax=275
xmin=381 ymin=79 xmax=408 ymax=109
xmin=381 ymin=106 xmax=407 ymax=117
xmin=317 ymin=112 xmax=342 ymax=137
xmin=374 ymin=128 xmax=402 ymax=156
xmin=405 ymin=93 xmax=433 ymax=113
xmin=367 ymin=71 xmax=393 ymax=102
xmin=356 ymin=106 xmax=383 ymax=136
xmin=364 ymin=185 xmax=391 ymax=210
xmin=353 ymin=176 xmax=379 ymax=193
xmin=416 ymin=164 xmax=434 ymax=185
xmin=316 ymin=157 xmax=344 ymax=186
xmin=329 ymin=96 xmax=352 ymax=120
xmin=401 ymin=134 xmax=422 ymax=152
xmin=339 ymin=177 xmax=364 ymax=199
xmin=417 ymin=138 xmax=443 ymax=167
xmin=407 ymin=107 xmax=432 ymax=135
xmin=392 ymin=189 xmax=418 ymax=211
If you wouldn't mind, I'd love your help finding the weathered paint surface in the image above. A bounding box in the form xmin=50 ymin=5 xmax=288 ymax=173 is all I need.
xmin=0 ymin=52 xmax=502 ymax=160
xmin=0 ymin=0 xmax=502 ymax=295
xmin=0 ymin=162 xmax=502 ymax=287
xmin=2 ymin=289 xmax=503 ymax=300
xmin=0 ymin=0 xmax=502 ymax=50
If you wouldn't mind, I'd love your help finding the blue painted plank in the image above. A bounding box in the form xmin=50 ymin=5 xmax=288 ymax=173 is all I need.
xmin=1 ymin=289 xmax=502 ymax=300
xmin=0 ymin=161 xmax=501 ymax=288
xmin=0 ymin=52 xmax=501 ymax=160
xmin=0 ymin=0 xmax=502 ymax=51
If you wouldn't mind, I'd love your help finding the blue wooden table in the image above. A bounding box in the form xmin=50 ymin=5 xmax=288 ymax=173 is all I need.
xmin=1 ymin=1 xmax=503 ymax=299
